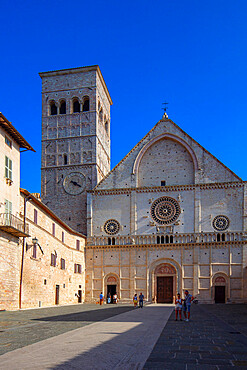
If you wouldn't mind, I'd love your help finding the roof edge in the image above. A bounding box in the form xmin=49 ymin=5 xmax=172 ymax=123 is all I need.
xmin=20 ymin=188 xmax=86 ymax=238
xmin=39 ymin=65 xmax=112 ymax=105
xmin=0 ymin=113 xmax=35 ymax=152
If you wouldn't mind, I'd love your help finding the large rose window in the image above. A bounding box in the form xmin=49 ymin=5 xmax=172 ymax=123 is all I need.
xmin=150 ymin=197 xmax=181 ymax=225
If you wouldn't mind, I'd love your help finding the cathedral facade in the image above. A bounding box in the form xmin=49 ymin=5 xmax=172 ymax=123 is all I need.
xmin=40 ymin=66 xmax=247 ymax=305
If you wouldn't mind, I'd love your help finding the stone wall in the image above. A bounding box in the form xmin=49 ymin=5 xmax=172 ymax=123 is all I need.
xmin=20 ymin=191 xmax=86 ymax=309
xmin=85 ymin=242 xmax=245 ymax=304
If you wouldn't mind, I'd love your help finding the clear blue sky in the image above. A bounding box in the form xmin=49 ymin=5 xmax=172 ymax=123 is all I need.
xmin=1 ymin=0 xmax=246 ymax=192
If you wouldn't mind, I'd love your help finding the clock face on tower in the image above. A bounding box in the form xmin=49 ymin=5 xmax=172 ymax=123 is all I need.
xmin=63 ymin=172 xmax=86 ymax=195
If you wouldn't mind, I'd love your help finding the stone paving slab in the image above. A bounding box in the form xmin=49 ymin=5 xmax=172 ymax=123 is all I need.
xmin=0 ymin=304 xmax=174 ymax=369
xmin=0 ymin=303 xmax=135 ymax=355
xmin=144 ymin=304 xmax=247 ymax=369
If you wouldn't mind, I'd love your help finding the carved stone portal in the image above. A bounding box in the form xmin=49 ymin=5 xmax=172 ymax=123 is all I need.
xmin=154 ymin=263 xmax=176 ymax=275
xmin=107 ymin=276 xmax=117 ymax=283
xmin=215 ymin=276 xmax=226 ymax=283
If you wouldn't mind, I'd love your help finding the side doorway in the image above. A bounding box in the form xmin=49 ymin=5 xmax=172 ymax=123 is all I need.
xmin=55 ymin=285 xmax=59 ymax=305
xmin=107 ymin=284 xmax=116 ymax=303
xmin=78 ymin=290 xmax=82 ymax=303
xmin=215 ymin=286 xmax=225 ymax=303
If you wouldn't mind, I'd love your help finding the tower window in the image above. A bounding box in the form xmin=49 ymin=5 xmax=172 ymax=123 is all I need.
xmin=59 ymin=100 xmax=66 ymax=114
xmin=161 ymin=181 xmax=166 ymax=186
xmin=99 ymin=108 xmax=103 ymax=122
xmin=105 ymin=121 xmax=109 ymax=134
xmin=64 ymin=154 xmax=68 ymax=165
xmin=50 ymin=102 xmax=57 ymax=115
xmin=73 ymin=99 xmax=80 ymax=113
xmin=83 ymin=97 xmax=89 ymax=112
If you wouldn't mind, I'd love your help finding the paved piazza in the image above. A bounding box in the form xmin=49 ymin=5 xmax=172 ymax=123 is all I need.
xmin=0 ymin=304 xmax=247 ymax=369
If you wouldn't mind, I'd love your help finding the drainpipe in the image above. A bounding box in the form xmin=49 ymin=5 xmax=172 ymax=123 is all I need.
xmin=19 ymin=195 xmax=32 ymax=309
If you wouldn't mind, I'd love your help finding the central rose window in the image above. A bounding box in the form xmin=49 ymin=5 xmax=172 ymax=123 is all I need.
xmin=150 ymin=196 xmax=181 ymax=224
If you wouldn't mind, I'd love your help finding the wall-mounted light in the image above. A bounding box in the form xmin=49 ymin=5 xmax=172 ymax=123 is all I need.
xmin=26 ymin=237 xmax=44 ymax=254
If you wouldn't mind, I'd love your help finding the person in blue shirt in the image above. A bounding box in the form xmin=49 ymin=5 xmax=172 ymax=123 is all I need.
xmin=183 ymin=290 xmax=194 ymax=321
xmin=139 ymin=292 xmax=144 ymax=308
xmin=99 ymin=292 xmax=104 ymax=305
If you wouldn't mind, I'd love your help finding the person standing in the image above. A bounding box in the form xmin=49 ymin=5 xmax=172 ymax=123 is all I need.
xmin=99 ymin=292 xmax=104 ymax=305
xmin=113 ymin=293 xmax=118 ymax=304
xmin=183 ymin=290 xmax=194 ymax=321
xmin=133 ymin=293 xmax=138 ymax=307
xmin=175 ymin=293 xmax=182 ymax=321
xmin=139 ymin=292 xmax=144 ymax=308
xmin=107 ymin=292 xmax=111 ymax=304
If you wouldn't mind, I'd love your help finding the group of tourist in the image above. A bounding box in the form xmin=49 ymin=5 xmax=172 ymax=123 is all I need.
xmin=175 ymin=290 xmax=194 ymax=321
xmin=133 ymin=292 xmax=144 ymax=308
xmin=99 ymin=290 xmax=194 ymax=321
xmin=99 ymin=292 xmax=118 ymax=305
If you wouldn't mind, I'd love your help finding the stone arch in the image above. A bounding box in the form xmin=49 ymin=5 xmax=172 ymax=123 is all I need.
xmin=104 ymin=273 xmax=120 ymax=300
xmin=212 ymin=272 xmax=229 ymax=303
xmin=133 ymin=134 xmax=198 ymax=187
xmin=49 ymin=100 xmax=57 ymax=116
xmin=59 ymin=99 xmax=66 ymax=114
xmin=148 ymin=259 xmax=182 ymax=303
xmin=71 ymin=97 xmax=81 ymax=113
xmin=82 ymin=96 xmax=90 ymax=112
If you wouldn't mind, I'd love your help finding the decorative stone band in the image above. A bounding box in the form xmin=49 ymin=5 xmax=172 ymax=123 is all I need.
xmin=89 ymin=181 xmax=244 ymax=196
xmin=87 ymin=231 xmax=244 ymax=247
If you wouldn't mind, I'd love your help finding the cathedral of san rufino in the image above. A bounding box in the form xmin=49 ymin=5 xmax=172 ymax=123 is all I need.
xmin=0 ymin=65 xmax=246 ymax=310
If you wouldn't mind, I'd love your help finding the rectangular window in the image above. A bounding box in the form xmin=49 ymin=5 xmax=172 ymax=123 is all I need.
xmin=32 ymin=244 xmax=37 ymax=259
xmin=62 ymin=231 xmax=64 ymax=243
xmin=52 ymin=223 xmax=55 ymax=236
xmin=51 ymin=253 xmax=56 ymax=267
xmin=5 ymin=199 xmax=12 ymax=214
xmin=60 ymin=258 xmax=65 ymax=270
xmin=76 ymin=240 xmax=80 ymax=251
xmin=5 ymin=156 xmax=12 ymax=180
xmin=34 ymin=209 xmax=38 ymax=224
xmin=5 ymin=136 xmax=12 ymax=148
xmin=161 ymin=181 xmax=166 ymax=186
xmin=74 ymin=263 xmax=82 ymax=274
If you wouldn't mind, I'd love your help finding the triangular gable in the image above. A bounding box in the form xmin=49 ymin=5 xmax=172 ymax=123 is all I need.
xmin=95 ymin=115 xmax=242 ymax=190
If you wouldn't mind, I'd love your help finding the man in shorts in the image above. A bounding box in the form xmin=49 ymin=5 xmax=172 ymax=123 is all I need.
xmin=183 ymin=290 xmax=194 ymax=321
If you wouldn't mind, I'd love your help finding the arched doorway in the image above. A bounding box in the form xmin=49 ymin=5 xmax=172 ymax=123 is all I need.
xmin=154 ymin=263 xmax=177 ymax=303
xmin=214 ymin=276 xmax=226 ymax=303
xmin=104 ymin=274 xmax=119 ymax=303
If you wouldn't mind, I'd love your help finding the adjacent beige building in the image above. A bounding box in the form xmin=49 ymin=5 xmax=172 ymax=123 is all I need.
xmin=0 ymin=113 xmax=34 ymax=310
xmin=0 ymin=113 xmax=85 ymax=310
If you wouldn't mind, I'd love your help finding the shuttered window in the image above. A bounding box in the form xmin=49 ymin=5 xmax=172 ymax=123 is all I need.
xmin=5 ymin=156 xmax=12 ymax=180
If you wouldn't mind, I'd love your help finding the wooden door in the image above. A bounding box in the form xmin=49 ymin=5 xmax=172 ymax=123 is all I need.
xmin=215 ymin=286 xmax=225 ymax=303
xmin=157 ymin=277 xmax=173 ymax=303
xmin=55 ymin=285 xmax=59 ymax=305
xmin=78 ymin=290 xmax=82 ymax=303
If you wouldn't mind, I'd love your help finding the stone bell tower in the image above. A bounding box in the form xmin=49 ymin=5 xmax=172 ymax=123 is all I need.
xmin=40 ymin=66 xmax=112 ymax=234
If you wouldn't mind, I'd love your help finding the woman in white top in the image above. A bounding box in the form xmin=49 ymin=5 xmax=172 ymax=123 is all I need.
xmin=175 ymin=293 xmax=182 ymax=321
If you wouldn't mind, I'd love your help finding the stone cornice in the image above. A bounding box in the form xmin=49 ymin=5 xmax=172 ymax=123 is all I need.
xmin=89 ymin=181 xmax=244 ymax=195
xmin=85 ymin=240 xmax=245 ymax=250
